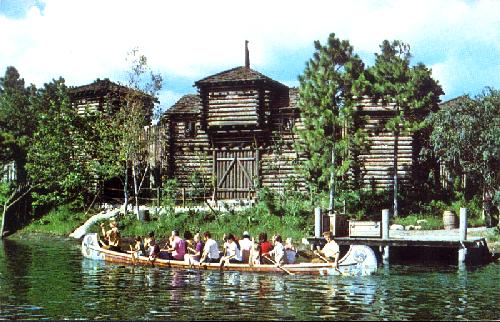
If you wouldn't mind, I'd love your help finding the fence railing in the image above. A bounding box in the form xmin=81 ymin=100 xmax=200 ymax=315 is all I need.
xmin=102 ymin=186 xmax=211 ymax=207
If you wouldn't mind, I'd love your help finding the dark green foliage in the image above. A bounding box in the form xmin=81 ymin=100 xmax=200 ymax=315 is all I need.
xmin=114 ymin=201 xmax=313 ymax=242
xmin=0 ymin=66 xmax=35 ymax=184
xmin=365 ymin=40 xmax=444 ymax=216
xmin=161 ymin=178 xmax=178 ymax=211
xmin=430 ymin=89 xmax=499 ymax=193
xmin=296 ymin=33 xmax=365 ymax=189
xmin=188 ymin=171 xmax=207 ymax=200
xmin=26 ymin=78 xmax=92 ymax=209
xmin=430 ymin=88 xmax=499 ymax=225
xmin=296 ymin=33 xmax=369 ymax=215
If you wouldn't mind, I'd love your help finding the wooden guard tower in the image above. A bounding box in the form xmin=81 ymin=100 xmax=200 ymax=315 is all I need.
xmin=162 ymin=42 xmax=306 ymax=200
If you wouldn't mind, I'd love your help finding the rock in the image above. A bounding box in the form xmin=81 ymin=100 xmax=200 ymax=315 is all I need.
xmin=390 ymin=224 xmax=405 ymax=230
xmin=406 ymin=225 xmax=415 ymax=230
xmin=69 ymin=209 xmax=120 ymax=239
xmin=414 ymin=225 xmax=422 ymax=230
xmin=416 ymin=219 xmax=428 ymax=225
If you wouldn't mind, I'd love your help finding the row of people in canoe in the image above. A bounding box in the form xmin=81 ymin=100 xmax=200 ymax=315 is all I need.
xmin=99 ymin=219 xmax=340 ymax=267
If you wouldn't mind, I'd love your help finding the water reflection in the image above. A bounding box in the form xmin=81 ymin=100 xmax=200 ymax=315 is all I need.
xmin=1 ymin=236 xmax=499 ymax=320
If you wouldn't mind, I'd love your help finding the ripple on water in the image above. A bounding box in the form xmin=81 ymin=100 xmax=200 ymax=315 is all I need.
xmin=1 ymin=237 xmax=499 ymax=320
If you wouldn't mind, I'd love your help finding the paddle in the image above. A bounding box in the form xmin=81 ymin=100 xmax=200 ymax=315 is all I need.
xmin=129 ymin=245 xmax=137 ymax=265
xmin=219 ymin=254 xmax=236 ymax=270
xmin=314 ymin=252 xmax=344 ymax=275
xmin=263 ymin=255 xmax=294 ymax=276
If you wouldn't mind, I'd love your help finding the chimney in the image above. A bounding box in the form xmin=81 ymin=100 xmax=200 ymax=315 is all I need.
xmin=245 ymin=40 xmax=250 ymax=68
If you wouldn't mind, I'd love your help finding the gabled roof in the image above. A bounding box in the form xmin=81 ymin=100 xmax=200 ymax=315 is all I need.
xmin=69 ymin=78 xmax=156 ymax=102
xmin=194 ymin=66 xmax=288 ymax=90
xmin=69 ymin=78 xmax=128 ymax=97
xmin=165 ymin=94 xmax=201 ymax=115
xmin=439 ymin=95 xmax=471 ymax=107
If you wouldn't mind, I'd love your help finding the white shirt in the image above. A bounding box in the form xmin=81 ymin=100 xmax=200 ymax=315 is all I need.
xmin=239 ymin=237 xmax=253 ymax=263
xmin=226 ymin=241 xmax=242 ymax=261
xmin=269 ymin=242 xmax=285 ymax=264
xmin=239 ymin=237 xmax=253 ymax=252
xmin=323 ymin=241 xmax=339 ymax=258
xmin=203 ymin=238 xmax=220 ymax=260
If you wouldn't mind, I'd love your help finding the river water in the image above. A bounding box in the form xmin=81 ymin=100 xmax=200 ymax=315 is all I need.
xmin=0 ymin=234 xmax=498 ymax=320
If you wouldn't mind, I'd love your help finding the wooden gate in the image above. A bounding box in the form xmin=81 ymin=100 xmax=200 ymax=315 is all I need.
xmin=214 ymin=149 xmax=258 ymax=200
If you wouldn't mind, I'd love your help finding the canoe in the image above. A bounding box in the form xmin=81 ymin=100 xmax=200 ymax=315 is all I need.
xmin=81 ymin=233 xmax=377 ymax=276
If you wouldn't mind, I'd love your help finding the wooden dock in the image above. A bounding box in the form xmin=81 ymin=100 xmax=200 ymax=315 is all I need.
xmin=307 ymin=236 xmax=487 ymax=249
xmin=309 ymin=208 xmax=493 ymax=265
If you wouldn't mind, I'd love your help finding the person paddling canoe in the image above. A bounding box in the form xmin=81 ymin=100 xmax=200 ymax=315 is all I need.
xmin=199 ymin=231 xmax=220 ymax=265
xmin=100 ymin=219 xmax=121 ymax=252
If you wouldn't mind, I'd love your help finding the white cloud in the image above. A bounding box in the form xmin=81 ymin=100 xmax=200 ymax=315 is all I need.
xmin=0 ymin=0 xmax=498 ymax=101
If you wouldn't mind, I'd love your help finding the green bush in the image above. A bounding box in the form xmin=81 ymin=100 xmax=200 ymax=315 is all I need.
xmin=161 ymin=178 xmax=178 ymax=211
xmin=104 ymin=198 xmax=313 ymax=242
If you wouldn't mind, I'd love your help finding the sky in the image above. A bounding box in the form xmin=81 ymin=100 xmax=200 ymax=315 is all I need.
xmin=1 ymin=0 xmax=499 ymax=114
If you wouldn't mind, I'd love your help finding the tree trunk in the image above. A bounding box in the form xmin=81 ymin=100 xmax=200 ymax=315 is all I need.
xmin=1 ymin=186 xmax=32 ymax=238
xmin=123 ymin=163 xmax=129 ymax=215
xmin=482 ymin=187 xmax=494 ymax=227
xmin=329 ymin=126 xmax=336 ymax=216
xmin=1 ymin=205 xmax=7 ymax=238
xmin=132 ymin=162 xmax=140 ymax=220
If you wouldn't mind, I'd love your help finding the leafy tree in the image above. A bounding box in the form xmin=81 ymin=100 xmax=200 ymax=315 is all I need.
xmin=0 ymin=67 xmax=36 ymax=237
xmin=0 ymin=66 xmax=36 ymax=183
xmin=113 ymin=48 xmax=163 ymax=218
xmin=296 ymin=33 xmax=366 ymax=214
xmin=430 ymin=88 xmax=499 ymax=226
xmin=367 ymin=40 xmax=443 ymax=216
xmin=26 ymin=78 xmax=94 ymax=209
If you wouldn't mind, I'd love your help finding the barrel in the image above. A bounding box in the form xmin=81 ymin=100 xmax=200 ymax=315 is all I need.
xmin=138 ymin=209 xmax=150 ymax=222
xmin=443 ymin=210 xmax=458 ymax=230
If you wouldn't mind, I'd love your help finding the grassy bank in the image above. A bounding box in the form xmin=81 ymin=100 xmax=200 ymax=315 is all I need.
xmin=19 ymin=198 xmax=495 ymax=249
xmin=20 ymin=202 xmax=314 ymax=243
xmin=21 ymin=205 xmax=88 ymax=236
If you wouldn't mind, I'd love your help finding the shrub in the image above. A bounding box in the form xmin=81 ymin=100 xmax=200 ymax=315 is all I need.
xmin=161 ymin=179 xmax=178 ymax=211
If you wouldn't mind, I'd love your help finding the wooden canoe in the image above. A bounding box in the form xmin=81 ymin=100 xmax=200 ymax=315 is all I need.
xmin=81 ymin=234 xmax=377 ymax=276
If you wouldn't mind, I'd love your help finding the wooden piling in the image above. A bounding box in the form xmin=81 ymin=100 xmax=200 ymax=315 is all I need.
xmin=382 ymin=209 xmax=390 ymax=265
xmin=458 ymin=207 xmax=468 ymax=264
xmin=314 ymin=207 xmax=321 ymax=238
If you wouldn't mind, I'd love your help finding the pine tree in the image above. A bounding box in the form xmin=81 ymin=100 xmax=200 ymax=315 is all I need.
xmin=296 ymin=33 xmax=365 ymax=214
xmin=368 ymin=40 xmax=443 ymax=216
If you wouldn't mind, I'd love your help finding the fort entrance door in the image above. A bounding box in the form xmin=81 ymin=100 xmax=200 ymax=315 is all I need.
xmin=214 ymin=149 xmax=258 ymax=200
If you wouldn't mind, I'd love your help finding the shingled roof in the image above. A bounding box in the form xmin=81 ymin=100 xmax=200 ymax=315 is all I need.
xmin=69 ymin=78 xmax=155 ymax=102
xmin=165 ymin=94 xmax=201 ymax=115
xmin=195 ymin=66 xmax=288 ymax=90
xmin=439 ymin=95 xmax=471 ymax=108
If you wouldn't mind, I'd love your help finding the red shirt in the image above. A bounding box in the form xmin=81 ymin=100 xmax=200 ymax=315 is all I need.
xmin=260 ymin=241 xmax=273 ymax=256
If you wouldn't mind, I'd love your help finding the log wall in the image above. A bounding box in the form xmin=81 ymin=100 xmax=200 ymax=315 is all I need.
xmin=260 ymin=93 xmax=307 ymax=193
xmin=352 ymin=100 xmax=414 ymax=189
xmin=205 ymin=87 xmax=260 ymax=127
xmin=167 ymin=116 xmax=212 ymax=194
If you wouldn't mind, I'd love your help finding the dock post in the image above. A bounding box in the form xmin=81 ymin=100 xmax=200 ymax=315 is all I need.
xmin=314 ymin=207 xmax=321 ymax=238
xmin=458 ymin=207 xmax=468 ymax=264
xmin=382 ymin=209 xmax=390 ymax=265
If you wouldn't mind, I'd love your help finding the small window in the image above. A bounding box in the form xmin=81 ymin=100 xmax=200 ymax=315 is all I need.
xmin=283 ymin=118 xmax=295 ymax=131
xmin=185 ymin=121 xmax=196 ymax=137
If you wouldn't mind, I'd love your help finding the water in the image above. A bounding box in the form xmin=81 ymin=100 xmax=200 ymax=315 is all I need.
xmin=0 ymin=235 xmax=498 ymax=320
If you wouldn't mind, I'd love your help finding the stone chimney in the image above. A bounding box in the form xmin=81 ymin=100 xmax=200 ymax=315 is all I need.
xmin=245 ymin=40 xmax=250 ymax=68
